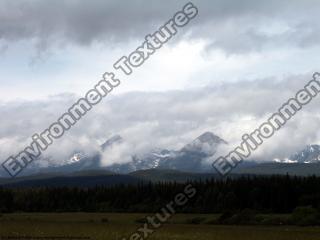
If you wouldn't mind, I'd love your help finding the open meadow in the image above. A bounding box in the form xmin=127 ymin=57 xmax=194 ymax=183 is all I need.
xmin=1 ymin=213 xmax=320 ymax=240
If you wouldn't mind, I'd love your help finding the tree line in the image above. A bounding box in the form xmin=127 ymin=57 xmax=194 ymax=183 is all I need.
xmin=0 ymin=175 xmax=320 ymax=213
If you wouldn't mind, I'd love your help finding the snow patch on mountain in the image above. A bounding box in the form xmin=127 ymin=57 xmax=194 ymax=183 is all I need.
xmin=274 ymin=158 xmax=298 ymax=164
xmin=274 ymin=144 xmax=320 ymax=164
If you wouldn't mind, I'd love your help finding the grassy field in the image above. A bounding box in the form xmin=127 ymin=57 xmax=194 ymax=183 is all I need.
xmin=1 ymin=213 xmax=320 ymax=240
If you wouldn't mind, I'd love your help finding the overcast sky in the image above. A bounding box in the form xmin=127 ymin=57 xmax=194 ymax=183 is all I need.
xmin=1 ymin=0 xmax=320 ymax=170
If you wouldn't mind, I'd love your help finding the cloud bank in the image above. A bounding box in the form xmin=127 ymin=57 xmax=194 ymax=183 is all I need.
xmin=1 ymin=73 xmax=320 ymax=174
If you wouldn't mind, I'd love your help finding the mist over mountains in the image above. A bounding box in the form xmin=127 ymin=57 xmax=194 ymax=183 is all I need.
xmin=1 ymin=130 xmax=320 ymax=188
xmin=2 ymin=75 xmax=320 ymax=179
xmin=31 ymin=131 xmax=227 ymax=174
xmin=274 ymin=145 xmax=320 ymax=164
xmin=9 ymin=130 xmax=320 ymax=179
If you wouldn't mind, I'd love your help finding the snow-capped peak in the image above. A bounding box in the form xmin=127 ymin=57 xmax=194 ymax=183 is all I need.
xmin=275 ymin=144 xmax=320 ymax=164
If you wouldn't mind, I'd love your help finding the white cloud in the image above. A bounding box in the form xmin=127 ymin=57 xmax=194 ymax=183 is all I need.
xmin=1 ymin=73 xmax=320 ymax=169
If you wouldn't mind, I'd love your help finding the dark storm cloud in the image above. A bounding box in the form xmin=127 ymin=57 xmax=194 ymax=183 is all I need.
xmin=1 ymin=0 xmax=320 ymax=52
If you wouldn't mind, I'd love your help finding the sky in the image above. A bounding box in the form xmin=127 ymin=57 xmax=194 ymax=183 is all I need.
xmin=1 ymin=0 xmax=320 ymax=170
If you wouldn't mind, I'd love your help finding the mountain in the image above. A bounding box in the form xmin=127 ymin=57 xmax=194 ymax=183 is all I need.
xmin=6 ymin=131 xmax=320 ymax=181
xmin=289 ymin=145 xmax=320 ymax=163
xmin=274 ymin=145 xmax=320 ymax=164
xmin=11 ymin=132 xmax=320 ymax=179
xmin=181 ymin=131 xmax=227 ymax=154
xmin=38 ymin=135 xmax=124 ymax=174
xmin=33 ymin=131 xmax=227 ymax=174
xmin=236 ymin=144 xmax=320 ymax=176
xmin=101 ymin=134 xmax=123 ymax=151
xmin=158 ymin=132 xmax=227 ymax=172
xmin=96 ymin=131 xmax=228 ymax=173
xmin=106 ymin=148 xmax=177 ymax=173
xmin=45 ymin=153 xmax=101 ymax=173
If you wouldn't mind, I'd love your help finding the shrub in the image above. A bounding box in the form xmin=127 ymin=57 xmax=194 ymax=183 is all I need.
xmin=290 ymin=206 xmax=320 ymax=226
xmin=217 ymin=211 xmax=235 ymax=224
xmin=135 ymin=218 xmax=148 ymax=224
xmin=226 ymin=209 xmax=258 ymax=225
xmin=260 ymin=216 xmax=289 ymax=225
xmin=101 ymin=218 xmax=109 ymax=223
xmin=206 ymin=218 xmax=219 ymax=225
xmin=185 ymin=217 xmax=206 ymax=224
xmin=217 ymin=209 xmax=259 ymax=225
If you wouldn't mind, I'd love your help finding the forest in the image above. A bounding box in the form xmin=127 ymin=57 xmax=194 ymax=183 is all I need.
xmin=0 ymin=175 xmax=319 ymax=215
